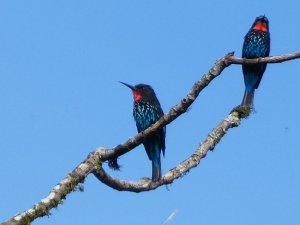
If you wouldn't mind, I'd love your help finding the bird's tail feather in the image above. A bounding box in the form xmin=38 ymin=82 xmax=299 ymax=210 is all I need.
xmin=152 ymin=156 xmax=161 ymax=181
xmin=241 ymin=89 xmax=255 ymax=107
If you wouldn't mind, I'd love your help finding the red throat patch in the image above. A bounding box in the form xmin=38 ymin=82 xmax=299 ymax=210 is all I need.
xmin=253 ymin=22 xmax=268 ymax=32
xmin=133 ymin=91 xmax=142 ymax=101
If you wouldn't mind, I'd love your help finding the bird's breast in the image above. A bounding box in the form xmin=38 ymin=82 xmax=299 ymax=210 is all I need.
xmin=133 ymin=103 xmax=160 ymax=131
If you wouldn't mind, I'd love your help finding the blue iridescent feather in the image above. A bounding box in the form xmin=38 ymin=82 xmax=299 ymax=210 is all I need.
xmin=122 ymin=82 xmax=166 ymax=181
xmin=241 ymin=16 xmax=270 ymax=107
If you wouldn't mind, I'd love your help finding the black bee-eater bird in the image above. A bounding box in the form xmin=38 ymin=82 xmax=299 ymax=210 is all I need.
xmin=241 ymin=15 xmax=270 ymax=107
xmin=120 ymin=82 xmax=166 ymax=181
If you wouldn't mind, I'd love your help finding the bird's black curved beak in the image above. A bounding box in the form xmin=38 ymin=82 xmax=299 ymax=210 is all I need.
xmin=119 ymin=81 xmax=135 ymax=91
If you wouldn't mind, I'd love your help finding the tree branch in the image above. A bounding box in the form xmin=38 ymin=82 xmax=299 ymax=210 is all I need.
xmin=3 ymin=52 xmax=300 ymax=225
xmin=102 ymin=52 xmax=233 ymax=162
xmin=228 ymin=51 xmax=300 ymax=64
xmin=99 ymin=51 xmax=300 ymax=163
xmin=93 ymin=108 xmax=249 ymax=192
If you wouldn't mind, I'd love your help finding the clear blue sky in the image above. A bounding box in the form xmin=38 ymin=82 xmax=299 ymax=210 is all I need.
xmin=1 ymin=1 xmax=300 ymax=225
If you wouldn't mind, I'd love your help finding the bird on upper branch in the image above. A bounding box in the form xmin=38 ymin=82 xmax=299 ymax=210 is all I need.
xmin=241 ymin=15 xmax=270 ymax=107
xmin=120 ymin=82 xmax=166 ymax=181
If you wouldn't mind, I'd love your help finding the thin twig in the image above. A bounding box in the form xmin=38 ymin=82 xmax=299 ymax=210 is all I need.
xmin=162 ymin=209 xmax=178 ymax=225
xmin=228 ymin=52 xmax=300 ymax=64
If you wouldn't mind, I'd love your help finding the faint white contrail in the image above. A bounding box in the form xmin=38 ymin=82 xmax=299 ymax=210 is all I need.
xmin=162 ymin=209 xmax=178 ymax=225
